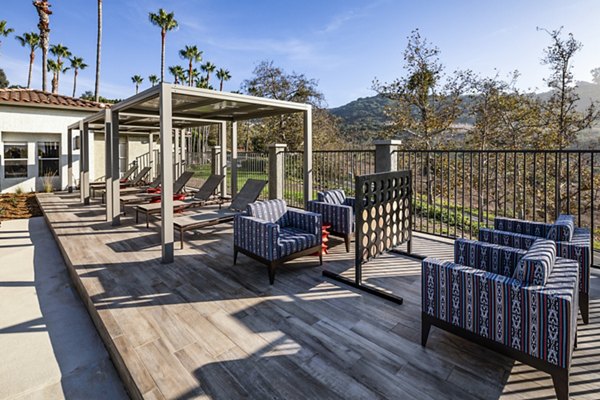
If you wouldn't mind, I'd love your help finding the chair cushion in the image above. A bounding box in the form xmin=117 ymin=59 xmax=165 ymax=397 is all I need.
xmin=247 ymin=199 xmax=288 ymax=226
xmin=513 ymin=239 xmax=556 ymax=286
xmin=278 ymin=227 xmax=319 ymax=258
xmin=318 ymin=189 xmax=346 ymax=205
xmin=546 ymin=214 xmax=575 ymax=242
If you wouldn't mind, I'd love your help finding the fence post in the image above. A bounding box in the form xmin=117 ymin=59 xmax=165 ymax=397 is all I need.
xmin=212 ymin=145 xmax=222 ymax=195
xmin=268 ymin=143 xmax=287 ymax=200
xmin=374 ymin=139 xmax=402 ymax=172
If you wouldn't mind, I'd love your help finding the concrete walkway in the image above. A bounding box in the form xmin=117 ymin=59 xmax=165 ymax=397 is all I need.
xmin=0 ymin=218 xmax=128 ymax=400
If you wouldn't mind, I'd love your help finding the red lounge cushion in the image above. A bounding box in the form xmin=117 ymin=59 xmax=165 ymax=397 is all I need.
xmin=149 ymin=194 xmax=186 ymax=204
xmin=147 ymin=188 xmax=161 ymax=193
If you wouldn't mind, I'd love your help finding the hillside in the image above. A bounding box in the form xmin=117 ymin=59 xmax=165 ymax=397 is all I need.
xmin=330 ymin=81 xmax=600 ymax=144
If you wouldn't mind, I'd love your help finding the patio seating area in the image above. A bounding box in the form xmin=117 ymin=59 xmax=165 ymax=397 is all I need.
xmin=36 ymin=191 xmax=600 ymax=400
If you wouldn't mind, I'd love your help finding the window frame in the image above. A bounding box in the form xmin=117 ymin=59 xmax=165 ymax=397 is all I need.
xmin=4 ymin=142 xmax=29 ymax=179
xmin=37 ymin=141 xmax=61 ymax=177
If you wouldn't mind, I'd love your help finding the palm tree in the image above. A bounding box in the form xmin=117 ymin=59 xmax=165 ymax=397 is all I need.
xmin=69 ymin=56 xmax=87 ymax=97
xmin=148 ymin=74 xmax=159 ymax=86
xmin=168 ymin=65 xmax=185 ymax=84
xmin=179 ymin=45 xmax=202 ymax=86
xmin=216 ymin=68 xmax=231 ymax=91
xmin=15 ymin=32 xmax=40 ymax=88
xmin=201 ymin=61 xmax=216 ymax=85
xmin=49 ymin=44 xmax=71 ymax=93
xmin=131 ymin=75 xmax=143 ymax=94
xmin=94 ymin=0 xmax=102 ymax=102
xmin=0 ymin=21 xmax=14 ymax=48
xmin=191 ymin=68 xmax=201 ymax=87
xmin=47 ymin=59 xmax=68 ymax=94
xmin=148 ymin=8 xmax=178 ymax=82
xmin=33 ymin=1 xmax=52 ymax=92
xmin=196 ymin=76 xmax=213 ymax=90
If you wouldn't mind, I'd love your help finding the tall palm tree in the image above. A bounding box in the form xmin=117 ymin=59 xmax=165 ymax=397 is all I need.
xmin=216 ymin=68 xmax=231 ymax=91
xmin=201 ymin=61 xmax=216 ymax=85
xmin=168 ymin=65 xmax=185 ymax=84
xmin=131 ymin=75 xmax=143 ymax=94
xmin=69 ymin=56 xmax=87 ymax=97
xmin=191 ymin=68 xmax=201 ymax=87
xmin=179 ymin=45 xmax=202 ymax=86
xmin=94 ymin=0 xmax=102 ymax=102
xmin=33 ymin=1 xmax=52 ymax=92
xmin=0 ymin=21 xmax=14 ymax=48
xmin=49 ymin=44 xmax=71 ymax=93
xmin=47 ymin=58 xmax=68 ymax=94
xmin=148 ymin=74 xmax=159 ymax=86
xmin=148 ymin=8 xmax=178 ymax=82
xmin=15 ymin=32 xmax=40 ymax=88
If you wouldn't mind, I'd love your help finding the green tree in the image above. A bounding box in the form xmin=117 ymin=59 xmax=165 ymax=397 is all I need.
xmin=373 ymin=29 xmax=471 ymax=150
xmin=592 ymin=67 xmax=600 ymax=85
xmin=94 ymin=0 xmax=102 ymax=101
xmin=201 ymin=61 xmax=216 ymax=86
xmin=0 ymin=68 xmax=9 ymax=88
xmin=168 ymin=65 xmax=185 ymax=84
xmin=47 ymin=59 xmax=68 ymax=93
xmin=0 ymin=20 xmax=14 ymax=49
xmin=241 ymin=61 xmax=342 ymax=151
xmin=15 ymin=32 xmax=40 ymax=88
xmin=538 ymin=27 xmax=599 ymax=149
xmin=131 ymin=75 xmax=143 ymax=94
xmin=216 ymin=68 xmax=231 ymax=91
xmin=33 ymin=1 xmax=52 ymax=92
xmin=69 ymin=56 xmax=87 ymax=97
xmin=149 ymin=8 xmax=178 ymax=82
xmin=49 ymin=43 xmax=71 ymax=94
xmin=179 ymin=45 xmax=202 ymax=86
xmin=148 ymin=74 xmax=159 ymax=86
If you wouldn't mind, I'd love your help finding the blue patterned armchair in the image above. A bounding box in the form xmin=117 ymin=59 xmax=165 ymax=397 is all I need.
xmin=234 ymin=199 xmax=322 ymax=284
xmin=307 ymin=189 xmax=355 ymax=252
xmin=478 ymin=214 xmax=591 ymax=324
xmin=422 ymin=238 xmax=579 ymax=400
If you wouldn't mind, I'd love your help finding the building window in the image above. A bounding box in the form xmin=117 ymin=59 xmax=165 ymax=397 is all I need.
xmin=4 ymin=142 xmax=28 ymax=178
xmin=38 ymin=141 xmax=60 ymax=177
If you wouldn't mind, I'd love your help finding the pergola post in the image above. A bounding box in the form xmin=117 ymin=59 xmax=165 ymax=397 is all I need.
xmin=231 ymin=122 xmax=238 ymax=196
xmin=160 ymin=84 xmax=175 ymax=263
xmin=180 ymin=129 xmax=186 ymax=174
xmin=104 ymin=109 xmax=112 ymax=221
xmin=82 ymin=122 xmax=90 ymax=205
xmin=303 ymin=107 xmax=313 ymax=207
xmin=268 ymin=144 xmax=287 ymax=200
xmin=219 ymin=121 xmax=227 ymax=197
xmin=79 ymin=121 xmax=84 ymax=203
xmin=110 ymin=110 xmax=121 ymax=226
xmin=374 ymin=139 xmax=402 ymax=173
xmin=67 ymin=128 xmax=73 ymax=193
xmin=148 ymin=132 xmax=154 ymax=179
xmin=174 ymin=128 xmax=180 ymax=177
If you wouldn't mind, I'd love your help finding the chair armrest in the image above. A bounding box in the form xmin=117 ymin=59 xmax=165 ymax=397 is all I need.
xmin=422 ymin=258 xmax=575 ymax=368
xmin=307 ymin=200 xmax=353 ymax=235
xmin=344 ymin=197 xmax=356 ymax=208
xmin=454 ymin=239 xmax=525 ymax=277
xmin=556 ymin=240 xmax=592 ymax=293
xmin=234 ymin=215 xmax=280 ymax=261
xmin=286 ymin=209 xmax=322 ymax=242
xmin=493 ymin=217 xmax=550 ymax=238
xmin=478 ymin=228 xmax=537 ymax=251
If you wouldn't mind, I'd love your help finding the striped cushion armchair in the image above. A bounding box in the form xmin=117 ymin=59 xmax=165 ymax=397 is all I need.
xmin=479 ymin=214 xmax=591 ymax=323
xmin=234 ymin=199 xmax=322 ymax=284
xmin=307 ymin=189 xmax=355 ymax=252
xmin=422 ymin=238 xmax=579 ymax=400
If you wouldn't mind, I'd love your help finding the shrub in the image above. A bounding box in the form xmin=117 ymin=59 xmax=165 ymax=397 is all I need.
xmin=42 ymin=171 xmax=56 ymax=193
xmin=14 ymin=186 xmax=23 ymax=195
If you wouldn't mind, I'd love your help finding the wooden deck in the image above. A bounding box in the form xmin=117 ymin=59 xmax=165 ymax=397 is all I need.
xmin=37 ymin=192 xmax=600 ymax=400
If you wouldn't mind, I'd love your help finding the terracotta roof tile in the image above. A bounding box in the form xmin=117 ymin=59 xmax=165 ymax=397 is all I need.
xmin=0 ymin=88 xmax=108 ymax=110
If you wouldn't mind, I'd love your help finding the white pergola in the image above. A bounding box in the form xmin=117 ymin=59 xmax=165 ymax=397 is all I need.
xmin=67 ymin=84 xmax=312 ymax=263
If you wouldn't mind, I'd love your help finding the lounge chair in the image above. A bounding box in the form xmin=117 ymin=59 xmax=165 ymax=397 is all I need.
xmin=173 ymin=179 xmax=267 ymax=249
xmin=234 ymin=199 xmax=322 ymax=284
xmin=89 ymin=164 xmax=137 ymax=192
xmin=120 ymin=166 xmax=151 ymax=187
xmin=134 ymin=175 xmax=225 ymax=227
xmin=100 ymin=174 xmax=161 ymax=204
xmin=120 ymin=171 xmax=195 ymax=212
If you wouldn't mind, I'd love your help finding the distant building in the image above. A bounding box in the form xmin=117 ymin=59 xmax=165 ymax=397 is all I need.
xmin=0 ymin=89 xmax=153 ymax=193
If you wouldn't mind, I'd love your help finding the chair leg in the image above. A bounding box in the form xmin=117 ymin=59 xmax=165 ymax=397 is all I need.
xmin=233 ymin=248 xmax=238 ymax=265
xmin=136 ymin=209 xmax=139 ymax=224
xmin=319 ymin=251 xmax=323 ymax=266
xmin=344 ymin=234 xmax=351 ymax=253
xmin=580 ymin=292 xmax=589 ymax=324
xmin=551 ymin=369 xmax=569 ymax=400
xmin=421 ymin=314 xmax=431 ymax=347
xmin=268 ymin=263 xmax=277 ymax=285
xmin=146 ymin=212 xmax=149 ymax=229
xmin=180 ymin=228 xmax=185 ymax=250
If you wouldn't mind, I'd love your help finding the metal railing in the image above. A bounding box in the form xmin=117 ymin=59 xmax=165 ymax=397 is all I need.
xmin=395 ymin=150 xmax=599 ymax=253
xmin=230 ymin=152 xmax=269 ymax=200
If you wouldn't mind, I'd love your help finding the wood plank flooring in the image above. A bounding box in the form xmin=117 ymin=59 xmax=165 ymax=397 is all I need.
xmin=36 ymin=193 xmax=600 ymax=400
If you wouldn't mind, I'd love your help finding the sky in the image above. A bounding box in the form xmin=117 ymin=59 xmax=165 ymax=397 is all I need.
xmin=1 ymin=0 xmax=599 ymax=107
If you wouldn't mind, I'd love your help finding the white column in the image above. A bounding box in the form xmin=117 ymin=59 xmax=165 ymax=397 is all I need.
xmin=110 ymin=110 xmax=120 ymax=226
xmin=231 ymin=122 xmax=238 ymax=196
xmin=160 ymin=84 xmax=174 ymax=263
xmin=181 ymin=129 xmax=186 ymax=172
xmin=174 ymin=128 xmax=180 ymax=177
xmin=104 ymin=109 xmax=112 ymax=221
xmin=82 ymin=122 xmax=90 ymax=205
xmin=219 ymin=121 xmax=227 ymax=197
xmin=303 ymin=107 xmax=313 ymax=207
xmin=67 ymin=128 xmax=73 ymax=193
xmin=148 ymin=132 xmax=154 ymax=179
xmin=79 ymin=122 xmax=85 ymax=203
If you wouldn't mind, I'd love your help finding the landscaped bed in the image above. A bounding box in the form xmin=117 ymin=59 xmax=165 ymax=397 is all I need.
xmin=0 ymin=193 xmax=42 ymax=221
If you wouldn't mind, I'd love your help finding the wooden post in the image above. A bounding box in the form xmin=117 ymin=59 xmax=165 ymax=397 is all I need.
xmin=268 ymin=144 xmax=287 ymax=200
xmin=160 ymin=84 xmax=174 ymax=263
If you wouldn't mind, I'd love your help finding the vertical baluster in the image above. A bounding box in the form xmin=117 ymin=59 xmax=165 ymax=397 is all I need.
xmin=578 ymin=152 xmax=582 ymax=226
xmin=544 ymin=152 xmax=548 ymax=223
xmin=566 ymin=152 xmax=571 ymax=215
